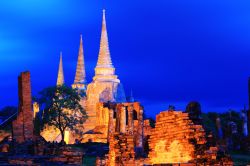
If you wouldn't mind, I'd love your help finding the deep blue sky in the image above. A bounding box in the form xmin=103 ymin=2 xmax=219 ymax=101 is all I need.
xmin=0 ymin=0 xmax=250 ymax=118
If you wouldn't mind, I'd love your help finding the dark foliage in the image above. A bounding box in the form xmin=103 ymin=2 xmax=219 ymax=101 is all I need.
xmin=185 ymin=101 xmax=202 ymax=125
xmin=35 ymin=85 xmax=88 ymax=142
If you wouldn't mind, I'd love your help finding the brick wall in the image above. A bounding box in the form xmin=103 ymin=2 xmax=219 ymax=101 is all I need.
xmin=12 ymin=71 xmax=34 ymax=143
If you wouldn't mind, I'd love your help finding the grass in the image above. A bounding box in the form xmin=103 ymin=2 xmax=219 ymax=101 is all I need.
xmin=230 ymin=151 xmax=250 ymax=166
xmin=82 ymin=156 xmax=96 ymax=166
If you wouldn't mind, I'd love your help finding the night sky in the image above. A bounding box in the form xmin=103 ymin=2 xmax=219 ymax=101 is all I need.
xmin=0 ymin=0 xmax=250 ymax=118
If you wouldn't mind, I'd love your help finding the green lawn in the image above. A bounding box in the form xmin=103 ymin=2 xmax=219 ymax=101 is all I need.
xmin=82 ymin=156 xmax=96 ymax=166
xmin=230 ymin=151 xmax=250 ymax=166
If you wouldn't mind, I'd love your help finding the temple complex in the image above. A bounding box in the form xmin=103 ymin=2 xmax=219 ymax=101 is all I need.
xmin=10 ymin=9 xmax=233 ymax=165
xmin=0 ymin=6 xmax=245 ymax=165
xmin=40 ymin=10 xmax=129 ymax=144
xmin=0 ymin=70 xmax=235 ymax=165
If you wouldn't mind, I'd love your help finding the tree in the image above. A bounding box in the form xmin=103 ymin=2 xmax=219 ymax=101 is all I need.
xmin=35 ymin=85 xmax=87 ymax=142
xmin=185 ymin=101 xmax=202 ymax=125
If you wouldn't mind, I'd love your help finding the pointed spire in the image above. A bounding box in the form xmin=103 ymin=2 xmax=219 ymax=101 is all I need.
xmin=96 ymin=9 xmax=113 ymax=68
xmin=130 ymin=90 xmax=134 ymax=98
xmin=74 ymin=34 xmax=86 ymax=84
xmin=93 ymin=9 xmax=119 ymax=82
xmin=56 ymin=52 xmax=64 ymax=86
xmin=128 ymin=89 xmax=135 ymax=102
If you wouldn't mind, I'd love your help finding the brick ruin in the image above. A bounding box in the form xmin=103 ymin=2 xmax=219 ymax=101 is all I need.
xmin=107 ymin=133 xmax=136 ymax=166
xmin=148 ymin=110 xmax=233 ymax=165
xmin=6 ymin=142 xmax=83 ymax=165
xmin=148 ymin=110 xmax=203 ymax=164
xmin=107 ymin=104 xmax=137 ymax=166
xmin=0 ymin=71 xmax=235 ymax=166
xmin=93 ymin=102 xmax=147 ymax=165
xmin=0 ymin=71 xmax=84 ymax=165
xmin=81 ymin=101 xmax=147 ymax=146
xmin=12 ymin=71 xmax=34 ymax=143
xmin=99 ymin=106 xmax=233 ymax=166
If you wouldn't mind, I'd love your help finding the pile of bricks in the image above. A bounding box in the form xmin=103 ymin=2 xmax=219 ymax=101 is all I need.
xmin=107 ymin=132 xmax=135 ymax=166
xmin=148 ymin=110 xmax=233 ymax=165
xmin=148 ymin=111 xmax=197 ymax=164
xmin=7 ymin=146 xmax=83 ymax=165
xmin=49 ymin=146 xmax=83 ymax=165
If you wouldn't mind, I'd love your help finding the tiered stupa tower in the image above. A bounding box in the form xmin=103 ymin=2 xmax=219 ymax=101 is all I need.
xmin=71 ymin=35 xmax=88 ymax=141
xmin=85 ymin=10 xmax=126 ymax=132
xmin=72 ymin=35 xmax=87 ymax=90
xmin=56 ymin=52 xmax=64 ymax=86
xmin=93 ymin=10 xmax=119 ymax=83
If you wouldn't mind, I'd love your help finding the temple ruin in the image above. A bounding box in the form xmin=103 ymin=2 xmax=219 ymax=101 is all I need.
xmin=147 ymin=110 xmax=233 ymax=165
xmin=12 ymin=71 xmax=34 ymax=143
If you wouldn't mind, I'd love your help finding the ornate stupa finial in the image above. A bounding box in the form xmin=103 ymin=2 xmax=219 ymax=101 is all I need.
xmin=93 ymin=10 xmax=119 ymax=82
xmin=72 ymin=34 xmax=87 ymax=90
xmin=56 ymin=52 xmax=64 ymax=86
xmin=96 ymin=9 xmax=113 ymax=69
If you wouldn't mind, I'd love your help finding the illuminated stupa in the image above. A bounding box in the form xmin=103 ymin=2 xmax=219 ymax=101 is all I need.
xmin=72 ymin=34 xmax=87 ymax=90
xmin=85 ymin=9 xmax=126 ymax=133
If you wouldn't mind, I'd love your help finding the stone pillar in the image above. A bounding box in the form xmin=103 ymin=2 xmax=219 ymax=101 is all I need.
xmin=33 ymin=102 xmax=39 ymax=118
xmin=137 ymin=108 xmax=144 ymax=148
xmin=12 ymin=71 xmax=34 ymax=143
xmin=108 ymin=108 xmax=114 ymax=142
xmin=120 ymin=106 xmax=126 ymax=133
xmin=96 ymin=103 xmax=109 ymax=127
xmin=127 ymin=105 xmax=134 ymax=135
xmin=133 ymin=102 xmax=140 ymax=119
xmin=96 ymin=103 xmax=102 ymax=126
xmin=103 ymin=107 xmax=109 ymax=126
xmin=115 ymin=105 xmax=121 ymax=133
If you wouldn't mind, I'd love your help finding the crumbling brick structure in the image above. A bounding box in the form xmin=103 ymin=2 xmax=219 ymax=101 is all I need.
xmin=148 ymin=110 xmax=233 ymax=165
xmin=94 ymin=102 xmax=146 ymax=165
xmin=106 ymin=103 xmax=136 ymax=166
xmin=100 ymin=102 xmax=144 ymax=147
xmin=12 ymin=71 xmax=34 ymax=143
xmin=84 ymin=101 xmax=145 ymax=147
xmin=107 ymin=132 xmax=135 ymax=166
